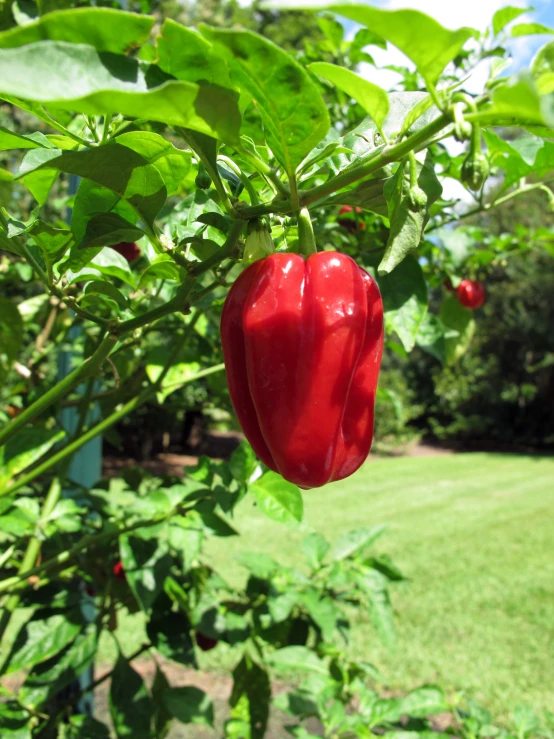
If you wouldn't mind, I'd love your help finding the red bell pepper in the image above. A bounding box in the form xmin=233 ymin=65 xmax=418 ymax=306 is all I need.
xmin=457 ymin=279 xmax=486 ymax=309
xmin=221 ymin=252 xmax=384 ymax=489
xmin=110 ymin=241 xmax=141 ymax=263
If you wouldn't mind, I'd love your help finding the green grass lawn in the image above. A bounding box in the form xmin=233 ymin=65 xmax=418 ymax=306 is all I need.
xmin=202 ymin=452 xmax=554 ymax=721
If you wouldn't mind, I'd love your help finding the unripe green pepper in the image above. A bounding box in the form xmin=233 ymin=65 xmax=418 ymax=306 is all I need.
xmin=195 ymin=163 xmax=212 ymax=190
xmin=408 ymin=185 xmax=428 ymax=212
xmin=461 ymin=151 xmax=489 ymax=192
xmin=461 ymin=117 xmax=489 ymax=192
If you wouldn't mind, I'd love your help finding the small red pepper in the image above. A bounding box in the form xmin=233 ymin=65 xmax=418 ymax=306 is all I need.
xmin=338 ymin=205 xmax=365 ymax=233
xmin=195 ymin=631 xmax=218 ymax=652
xmin=113 ymin=561 xmax=126 ymax=581
xmin=110 ymin=242 xmax=140 ymax=263
xmin=220 ymin=252 xmax=384 ymax=489
xmin=457 ymin=279 xmax=486 ymax=310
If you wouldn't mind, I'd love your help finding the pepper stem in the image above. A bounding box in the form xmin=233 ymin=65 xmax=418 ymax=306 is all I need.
xmin=297 ymin=207 xmax=317 ymax=257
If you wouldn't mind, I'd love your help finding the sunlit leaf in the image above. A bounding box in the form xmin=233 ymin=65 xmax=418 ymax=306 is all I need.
xmin=0 ymin=7 xmax=153 ymax=53
xmin=309 ymin=62 xmax=389 ymax=131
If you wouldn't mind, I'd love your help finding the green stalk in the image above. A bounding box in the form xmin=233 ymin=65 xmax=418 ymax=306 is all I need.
xmin=0 ymin=316 xmax=212 ymax=498
xmin=302 ymin=114 xmax=450 ymax=206
xmin=188 ymin=218 xmax=245 ymax=276
xmin=297 ymin=208 xmax=317 ymax=256
xmin=0 ymin=333 xmax=117 ymax=449
xmin=115 ymin=220 xmax=245 ymax=334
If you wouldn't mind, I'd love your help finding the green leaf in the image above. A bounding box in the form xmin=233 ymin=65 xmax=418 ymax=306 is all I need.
xmin=0 ymin=42 xmax=242 ymax=145
xmin=0 ymin=701 xmax=32 ymax=738
xmin=18 ymin=294 xmax=49 ymax=322
xmin=3 ymin=610 xmax=83 ymax=675
xmin=0 ymin=126 xmax=53 ymax=151
xmin=82 ymin=280 xmax=129 ymax=311
xmin=147 ymin=611 xmax=196 ymax=667
xmin=395 ymin=92 xmax=438 ymax=137
xmin=301 ymin=532 xmax=330 ymax=570
xmin=151 ymin=667 xmax=173 ymax=739
xmin=250 ymin=470 xmax=303 ymax=525
xmin=378 ymin=151 xmax=442 ymax=275
xmin=67 ymin=715 xmax=111 ymax=739
xmin=492 ymin=6 xmax=528 ymax=36
xmin=439 ymin=228 xmax=473 ymax=267
xmin=532 ymin=40 xmax=554 ymax=95
xmin=237 ymin=551 xmax=279 ymax=579
xmin=0 ymin=427 xmax=65 ymax=489
xmin=138 ymin=256 xmax=181 ymax=288
xmin=163 ymin=686 xmax=214 ymax=727
xmin=146 ymin=351 xmax=201 ymax=404
xmin=266 ymin=646 xmax=327 ymax=675
xmin=168 ymin=515 xmax=204 ymax=570
xmin=20 ymin=163 xmax=59 ymax=206
xmin=359 ymin=571 xmax=396 ymax=648
xmin=266 ymin=1 xmax=477 ymax=83
xmin=399 ymin=686 xmax=448 ymax=718
xmin=120 ymin=536 xmax=172 ymax=612
xmin=439 ymin=294 xmax=476 ymax=364
xmin=309 ymin=62 xmax=389 ymax=132
xmin=317 ymin=13 xmax=344 ymax=51
xmin=0 ymin=7 xmax=154 ymax=53
xmin=378 ymin=255 xmax=428 ymax=352
xmin=332 ymin=525 xmax=386 ymax=561
xmin=299 ymin=591 xmax=338 ymax=642
xmin=89 ymin=248 xmax=135 ymax=287
xmin=229 ymin=441 xmax=258 ymax=484
xmin=20 ymin=626 xmax=97 ymax=709
xmin=415 ymin=313 xmax=446 ymax=365
xmin=156 ymin=19 xmax=232 ymax=88
xmin=201 ymin=25 xmax=329 ymax=174
xmin=77 ymin=213 xmax=145 ymax=250
xmin=511 ymin=23 xmax=554 ymax=38
xmin=109 ymin=653 xmax=153 ymax=739
xmin=0 ymin=297 xmax=23 ymax=386
xmin=63 ymin=180 xmax=138 ymax=273
xmin=229 ymin=656 xmax=271 ymax=739
xmin=115 ymin=131 xmax=193 ymax=197
xmin=485 ymin=73 xmax=554 ymax=127
xmin=17 ymin=144 xmax=167 ymax=228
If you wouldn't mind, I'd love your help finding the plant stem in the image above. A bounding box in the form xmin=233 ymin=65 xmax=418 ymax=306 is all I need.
xmin=0 ymin=333 xmax=117 ymax=450
xmin=0 ymin=317 xmax=209 ymax=498
xmin=37 ymin=107 xmax=93 ymax=148
xmin=301 ymin=113 xmax=450 ymax=206
xmin=115 ymin=219 xmax=245 ymax=334
xmin=100 ymin=114 xmax=111 ymax=144
xmin=297 ymin=208 xmax=317 ymax=256
xmin=428 ymin=182 xmax=553 ymax=233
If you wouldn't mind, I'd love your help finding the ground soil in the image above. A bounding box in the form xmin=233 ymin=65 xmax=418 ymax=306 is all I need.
xmin=102 ymin=431 xmax=454 ymax=480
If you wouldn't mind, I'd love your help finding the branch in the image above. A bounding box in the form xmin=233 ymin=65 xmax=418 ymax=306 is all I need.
xmin=0 ymin=333 xmax=117 ymax=449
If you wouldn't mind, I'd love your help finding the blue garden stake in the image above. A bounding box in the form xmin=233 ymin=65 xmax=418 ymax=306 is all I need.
xmin=57 ymin=173 xmax=100 ymax=716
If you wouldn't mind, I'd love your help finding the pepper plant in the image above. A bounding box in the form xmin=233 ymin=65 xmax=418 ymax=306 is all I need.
xmin=0 ymin=1 xmax=553 ymax=737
